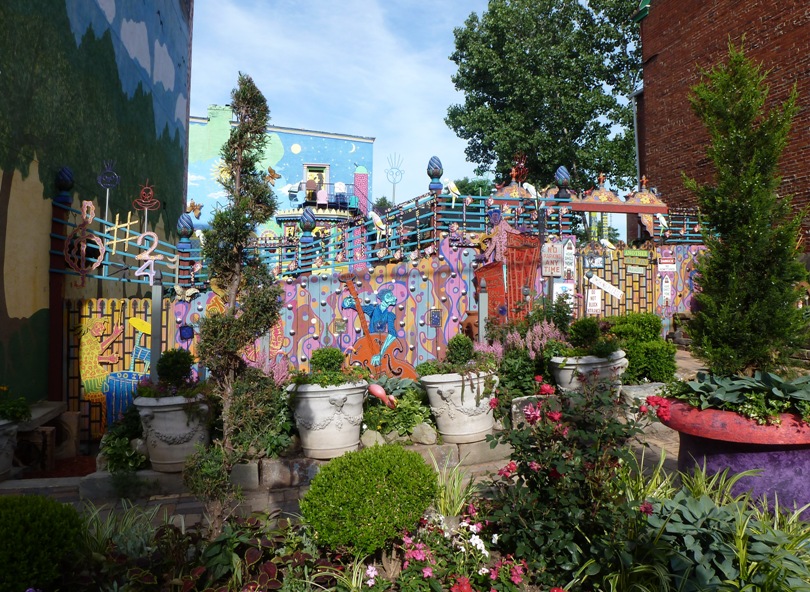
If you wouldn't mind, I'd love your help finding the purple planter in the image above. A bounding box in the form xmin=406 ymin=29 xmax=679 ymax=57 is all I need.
xmin=662 ymin=400 xmax=810 ymax=513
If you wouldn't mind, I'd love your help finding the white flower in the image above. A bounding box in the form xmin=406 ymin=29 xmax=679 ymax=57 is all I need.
xmin=478 ymin=567 xmax=490 ymax=576
xmin=469 ymin=523 xmax=480 ymax=533
xmin=491 ymin=533 xmax=499 ymax=545
xmin=469 ymin=533 xmax=488 ymax=556
xmin=366 ymin=579 xmax=376 ymax=587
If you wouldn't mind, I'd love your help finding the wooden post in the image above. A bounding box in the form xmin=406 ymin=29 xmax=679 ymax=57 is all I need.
xmin=48 ymin=169 xmax=73 ymax=402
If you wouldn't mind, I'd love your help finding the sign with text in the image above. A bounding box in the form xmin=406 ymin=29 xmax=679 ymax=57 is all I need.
xmin=658 ymin=257 xmax=676 ymax=273
xmin=588 ymin=274 xmax=624 ymax=300
xmin=586 ymin=289 xmax=602 ymax=315
xmin=563 ymin=240 xmax=576 ymax=280
xmin=542 ymin=242 xmax=563 ymax=277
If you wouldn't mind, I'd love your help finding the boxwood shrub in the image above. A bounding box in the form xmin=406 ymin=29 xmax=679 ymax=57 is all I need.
xmin=300 ymin=444 xmax=437 ymax=556
xmin=0 ymin=494 xmax=83 ymax=592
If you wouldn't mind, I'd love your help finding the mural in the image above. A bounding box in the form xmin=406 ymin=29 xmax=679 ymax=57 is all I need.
xmin=0 ymin=1 xmax=191 ymax=399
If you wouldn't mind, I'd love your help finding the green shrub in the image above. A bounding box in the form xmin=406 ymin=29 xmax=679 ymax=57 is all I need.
xmin=446 ymin=334 xmax=475 ymax=365
xmin=229 ymin=367 xmax=294 ymax=460
xmin=607 ymin=312 xmax=663 ymax=343
xmin=310 ymin=346 xmax=345 ymax=373
xmin=364 ymin=386 xmax=432 ymax=436
xmin=100 ymin=405 xmax=147 ymax=474
xmin=568 ymin=317 xmax=601 ymax=349
xmin=0 ymin=495 xmax=83 ymax=592
xmin=156 ymin=347 xmax=195 ymax=388
xmin=624 ymin=340 xmax=677 ymax=383
xmin=300 ymin=444 xmax=438 ymax=556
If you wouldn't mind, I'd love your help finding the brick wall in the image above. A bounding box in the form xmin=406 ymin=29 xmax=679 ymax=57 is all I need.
xmin=638 ymin=0 xmax=810 ymax=232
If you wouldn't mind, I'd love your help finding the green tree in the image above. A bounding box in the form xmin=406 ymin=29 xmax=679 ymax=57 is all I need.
xmin=198 ymin=73 xmax=282 ymax=451
xmin=446 ymin=0 xmax=640 ymax=188
xmin=454 ymin=176 xmax=493 ymax=196
xmin=372 ymin=195 xmax=394 ymax=214
xmin=686 ymin=43 xmax=808 ymax=375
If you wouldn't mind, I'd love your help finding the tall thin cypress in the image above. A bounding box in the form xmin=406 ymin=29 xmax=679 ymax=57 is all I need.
xmin=686 ymin=43 xmax=808 ymax=375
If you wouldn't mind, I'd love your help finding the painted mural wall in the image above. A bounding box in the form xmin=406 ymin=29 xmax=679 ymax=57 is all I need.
xmin=0 ymin=0 xmax=192 ymax=399
xmin=188 ymin=106 xmax=374 ymax=230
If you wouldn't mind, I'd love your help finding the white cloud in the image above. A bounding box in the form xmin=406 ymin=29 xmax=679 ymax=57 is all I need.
xmin=153 ymin=40 xmax=175 ymax=91
xmin=96 ymin=0 xmax=115 ymax=24
xmin=120 ymin=19 xmax=150 ymax=72
xmin=187 ymin=172 xmax=206 ymax=186
xmin=190 ymin=0 xmax=490 ymax=203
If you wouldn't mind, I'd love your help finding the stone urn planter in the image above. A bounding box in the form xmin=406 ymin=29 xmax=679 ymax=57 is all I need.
xmin=421 ymin=372 xmax=498 ymax=443
xmin=291 ymin=381 xmax=367 ymax=459
xmin=660 ymin=399 xmax=810 ymax=511
xmin=0 ymin=419 xmax=18 ymax=481
xmin=133 ymin=395 xmax=210 ymax=473
xmin=548 ymin=350 xmax=628 ymax=392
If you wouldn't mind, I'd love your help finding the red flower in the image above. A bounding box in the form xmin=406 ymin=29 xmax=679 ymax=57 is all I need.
xmin=639 ymin=501 xmax=654 ymax=516
xmin=539 ymin=383 xmax=556 ymax=396
xmin=534 ymin=375 xmax=544 ymax=382
xmin=498 ymin=460 xmax=517 ymax=479
xmin=451 ymin=576 xmax=474 ymax=592
xmin=550 ymin=588 xmax=567 ymax=592
xmin=546 ymin=410 xmax=562 ymax=423
xmin=489 ymin=397 xmax=499 ymax=410
xmin=645 ymin=395 xmax=672 ymax=422
xmin=639 ymin=404 xmax=649 ymax=413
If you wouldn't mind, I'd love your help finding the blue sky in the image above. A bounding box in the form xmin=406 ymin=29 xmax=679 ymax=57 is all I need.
xmin=189 ymin=0 xmax=491 ymax=204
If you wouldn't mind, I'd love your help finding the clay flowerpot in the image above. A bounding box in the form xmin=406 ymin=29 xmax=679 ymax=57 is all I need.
xmin=660 ymin=398 xmax=810 ymax=512
xmin=133 ymin=395 xmax=210 ymax=473
xmin=421 ymin=372 xmax=498 ymax=443
xmin=292 ymin=382 xmax=367 ymax=459
xmin=548 ymin=350 xmax=628 ymax=392
xmin=0 ymin=419 xmax=18 ymax=481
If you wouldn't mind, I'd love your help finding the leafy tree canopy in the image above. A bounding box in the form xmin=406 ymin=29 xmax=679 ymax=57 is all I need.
xmin=446 ymin=0 xmax=640 ymax=189
xmin=454 ymin=176 xmax=493 ymax=196
xmin=372 ymin=195 xmax=395 ymax=214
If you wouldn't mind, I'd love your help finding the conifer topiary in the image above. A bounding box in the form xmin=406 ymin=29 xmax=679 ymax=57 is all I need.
xmin=685 ymin=42 xmax=808 ymax=375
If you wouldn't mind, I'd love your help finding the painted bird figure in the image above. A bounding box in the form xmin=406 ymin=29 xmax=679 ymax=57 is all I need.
xmin=443 ymin=178 xmax=461 ymax=208
xmin=266 ymin=166 xmax=281 ymax=186
xmin=367 ymin=210 xmax=388 ymax=241
xmin=522 ymin=182 xmax=538 ymax=200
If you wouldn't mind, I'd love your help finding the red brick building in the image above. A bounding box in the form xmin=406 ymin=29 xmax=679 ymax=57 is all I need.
xmin=634 ymin=0 xmax=810 ymax=234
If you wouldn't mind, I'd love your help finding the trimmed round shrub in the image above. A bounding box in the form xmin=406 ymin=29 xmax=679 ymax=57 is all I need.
xmin=607 ymin=312 xmax=663 ymax=343
xmin=446 ymin=334 xmax=474 ymax=365
xmin=568 ymin=317 xmax=601 ymax=349
xmin=156 ymin=347 xmax=195 ymax=388
xmin=300 ymin=444 xmax=438 ymax=556
xmin=310 ymin=346 xmax=345 ymax=373
xmin=0 ymin=494 xmax=83 ymax=592
xmin=623 ymin=340 xmax=677 ymax=383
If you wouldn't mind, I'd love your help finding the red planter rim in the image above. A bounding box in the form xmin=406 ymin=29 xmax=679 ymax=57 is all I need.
xmin=660 ymin=399 xmax=810 ymax=445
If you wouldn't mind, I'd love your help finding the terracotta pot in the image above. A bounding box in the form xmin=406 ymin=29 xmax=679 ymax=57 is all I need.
xmin=548 ymin=350 xmax=628 ymax=392
xmin=421 ymin=372 xmax=497 ymax=443
xmin=133 ymin=395 xmax=210 ymax=473
xmin=292 ymin=382 xmax=367 ymax=459
xmin=661 ymin=399 xmax=810 ymax=512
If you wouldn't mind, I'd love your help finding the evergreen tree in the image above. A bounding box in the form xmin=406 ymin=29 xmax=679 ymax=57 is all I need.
xmin=686 ymin=43 xmax=808 ymax=375
xmin=198 ymin=73 xmax=282 ymax=450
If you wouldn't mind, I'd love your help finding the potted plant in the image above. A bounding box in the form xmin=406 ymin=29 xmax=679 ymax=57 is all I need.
xmin=415 ymin=334 xmax=499 ymax=443
xmin=0 ymin=386 xmax=31 ymax=481
xmin=290 ymin=346 xmax=369 ymax=459
xmin=132 ymin=348 xmax=211 ymax=473
xmin=653 ymin=44 xmax=810 ymax=511
xmin=548 ymin=317 xmax=627 ymax=392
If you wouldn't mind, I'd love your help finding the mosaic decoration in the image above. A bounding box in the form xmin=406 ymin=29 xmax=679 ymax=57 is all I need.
xmin=64 ymin=201 xmax=106 ymax=287
xmin=133 ymin=180 xmax=161 ymax=231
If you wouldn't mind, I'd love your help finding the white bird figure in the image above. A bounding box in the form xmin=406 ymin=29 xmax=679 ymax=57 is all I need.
xmin=522 ymin=182 xmax=538 ymax=200
xmin=656 ymin=213 xmax=669 ymax=228
xmin=443 ymin=177 xmax=461 ymax=208
xmin=367 ymin=210 xmax=388 ymax=242
xmin=599 ymin=237 xmax=616 ymax=250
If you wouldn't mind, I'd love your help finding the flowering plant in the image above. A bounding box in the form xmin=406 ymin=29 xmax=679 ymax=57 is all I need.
xmin=395 ymin=510 xmax=528 ymax=592
xmin=0 ymin=385 xmax=31 ymax=423
xmin=487 ymin=376 xmax=650 ymax=587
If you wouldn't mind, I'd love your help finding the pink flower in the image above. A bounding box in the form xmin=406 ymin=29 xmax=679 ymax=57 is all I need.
xmin=639 ymin=404 xmax=649 ymax=413
xmin=524 ymin=403 xmax=542 ymax=425
xmin=467 ymin=502 xmax=478 ymax=517
xmin=539 ymin=383 xmax=556 ymax=396
xmin=489 ymin=397 xmax=499 ymax=410
xmin=528 ymin=461 xmax=541 ymax=471
xmin=551 ymin=588 xmax=567 ymax=592
xmin=534 ymin=375 xmax=544 ymax=382
xmin=498 ymin=460 xmax=517 ymax=479
xmin=422 ymin=567 xmax=433 ymax=578
xmin=639 ymin=501 xmax=654 ymax=516
xmin=547 ymin=410 xmax=562 ymax=423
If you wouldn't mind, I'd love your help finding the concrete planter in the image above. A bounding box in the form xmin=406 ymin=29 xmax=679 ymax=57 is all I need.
xmin=133 ymin=395 xmax=209 ymax=473
xmin=0 ymin=420 xmax=17 ymax=481
xmin=291 ymin=382 xmax=367 ymax=459
xmin=661 ymin=398 xmax=810 ymax=512
xmin=549 ymin=350 xmax=628 ymax=392
xmin=421 ymin=372 xmax=497 ymax=443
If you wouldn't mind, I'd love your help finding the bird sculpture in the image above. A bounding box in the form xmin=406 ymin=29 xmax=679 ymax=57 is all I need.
xmin=522 ymin=182 xmax=538 ymax=200
xmin=599 ymin=238 xmax=617 ymax=250
xmin=367 ymin=210 xmax=388 ymax=242
xmin=443 ymin=178 xmax=461 ymax=208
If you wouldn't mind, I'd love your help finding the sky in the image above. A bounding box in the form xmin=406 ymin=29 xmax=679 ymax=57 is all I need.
xmin=189 ymin=0 xmax=492 ymax=205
